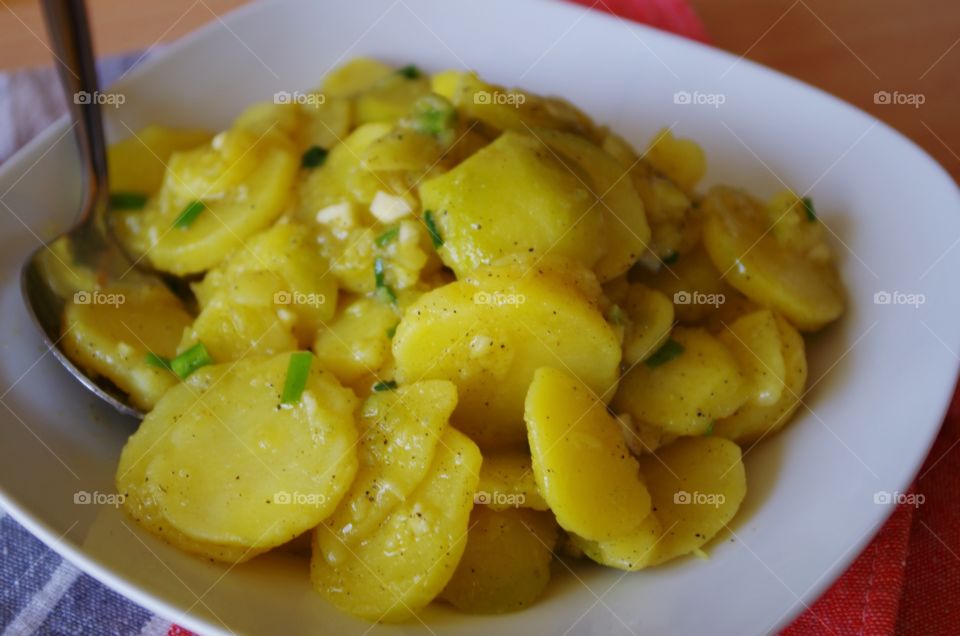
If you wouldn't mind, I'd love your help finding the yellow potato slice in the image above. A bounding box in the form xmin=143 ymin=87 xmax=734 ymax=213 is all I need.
xmin=355 ymin=73 xmax=431 ymax=125
xmin=323 ymin=380 xmax=457 ymax=545
xmin=62 ymin=285 xmax=192 ymax=411
xmin=108 ymin=125 xmax=211 ymax=195
xmin=715 ymin=314 xmax=807 ymax=444
xmin=524 ymin=367 xmax=651 ymax=541
xmin=440 ymin=507 xmax=559 ymax=613
xmin=573 ymin=513 xmax=662 ymax=571
xmin=613 ymin=327 xmax=746 ymax=436
xmin=475 ymin=450 xmax=549 ymax=511
xmin=633 ymin=245 xmax=735 ymax=324
xmin=621 ymin=283 xmax=675 ymax=365
xmin=322 ymin=58 xmax=395 ymax=98
xmin=644 ymin=128 xmax=707 ymax=193
xmin=393 ymin=260 xmax=621 ymax=448
xmin=717 ymin=309 xmax=786 ymax=407
xmin=313 ymin=295 xmax=400 ymax=386
xmin=419 ymin=130 xmax=606 ymax=278
xmin=533 ymin=128 xmax=651 ymax=282
xmin=311 ymin=427 xmax=481 ymax=623
xmin=701 ymin=186 xmax=845 ymax=331
xmin=116 ymin=352 xmax=359 ymax=562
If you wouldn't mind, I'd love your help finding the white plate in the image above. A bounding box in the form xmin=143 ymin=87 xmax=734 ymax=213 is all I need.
xmin=1 ymin=0 xmax=959 ymax=634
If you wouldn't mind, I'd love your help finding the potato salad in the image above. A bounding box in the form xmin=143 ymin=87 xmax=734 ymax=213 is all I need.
xmin=56 ymin=58 xmax=845 ymax=621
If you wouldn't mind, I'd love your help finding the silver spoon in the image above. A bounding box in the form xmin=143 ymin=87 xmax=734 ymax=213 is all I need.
xmin=20 ymin=0 xmax=153 ymax=419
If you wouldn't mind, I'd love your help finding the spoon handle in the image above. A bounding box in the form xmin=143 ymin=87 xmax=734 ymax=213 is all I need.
xmin=40 ymin=0 xmax=110 ymax=225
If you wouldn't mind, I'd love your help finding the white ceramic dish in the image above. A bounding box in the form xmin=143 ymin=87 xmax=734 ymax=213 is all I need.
xmin=1 ymin=0 xmax=959 ymax=634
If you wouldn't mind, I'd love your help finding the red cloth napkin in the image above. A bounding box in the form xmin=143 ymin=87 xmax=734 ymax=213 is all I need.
xmin=165 ymin=2 xmax=951 ymax=635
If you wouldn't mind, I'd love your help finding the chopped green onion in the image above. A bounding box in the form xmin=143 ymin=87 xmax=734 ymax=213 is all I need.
xmin=704 ymin=421 xmax=715 ymax=436
xmin=173 ymin=200 xmax=205 ymax=229
xmin=301 ymin=145 xmax=328 ymax=168
xmin=170 ymin=342 xmax=213 ymax=379
xmin=375 ymin=226 xmax=400 ymax=247
xmin=397 ymin=64 xmax=421 ymax=79
xmin=423 ymin=210 xmax=443 ymax=248
xmin=606 ymin=304 xmax=626 ymax=326
xmin=410 ymin=95 xmax=456 ymax=138
xmin=145 ymin=351 xmax=172 ymax=371
xmin=662 ymin=250 xmax=679 ymax=265
xmin=645 ymin=339 xmax=685 ymax=368
xmin=373 ymin=379 xmax=398 ymax=392
xmin=110 ymin=192 xmax=148 ymax=210
xmin=373 ymin=256 xmax=398 ymax=305
xmin=801 ymin=196 xmax=817 ymax=223
xmin=280 ymin=351 xmax=313 ymax=405
xmin=386 ymin=324 xmax=398 ymax=339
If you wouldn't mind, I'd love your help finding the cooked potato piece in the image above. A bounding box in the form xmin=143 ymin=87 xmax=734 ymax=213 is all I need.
xmin=233 ymin=98 xmax=352 ymax=152
xmin=629 ymin=162 xmax=698 ymax=261
xmin=701 ymin=186 xmax=845 ymax=331
xmin=476 ymin=450 xmax=549 ymax=511
xmin=355 ymin=73 xmax=431 ymax=125
xmin=419 ymin=130 xmax=606 ymax=278
xmin=525 ymin=367 xmax=651 ymax=541
xmin=533 ymin=128 xmax=651 ymax=282
xmin=717 ymin=310 xmax=786 ymax=407
xmin=440 ymin=507 xmax=559 ymax=613
xmin=62 ymin=285 xmax=192 ymax=411
xmin=108 ymin=125 xmax=211 ymax=195
xmin=577 ymin=436 xmax=746 ymax=568
xmin=393 ymin=260 xmax=621 ymax=447
xmin=322 ymin=380 xmax=457 ymax=545
xmin=644 ymin=129 xmax=707 ymax=193
xmin=633 ymin=245 xmax=735 ymax=324
xmin=116 ymin=352 xmax=359 ymax=562
xmin=193 ymin=223 xmax=337 ymax=344
xmin=638 ymin=437 xmax=746 ymax=564
xmin=115 ymin=129 xmax=298 ymax=275
xmin=311 ymin=427 xmax=481 ymax=623
xmin=313 ymin=295 xmax=400 ymax=386
xmin=715 ymin=314 xmax=807 ymax=444
xmin=621 ymin=283 xmax=675 ymax=365
xmin=321 ymin=220 xmax=432 ymax=295
xmin=613 ymin=327 xmax=746 ymax=436
xmin=322 ymin=58 xmax=395 ymax=97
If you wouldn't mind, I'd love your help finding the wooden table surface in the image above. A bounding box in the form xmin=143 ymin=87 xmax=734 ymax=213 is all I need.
xmin=1 ymin=0 xmax=958 ymax=181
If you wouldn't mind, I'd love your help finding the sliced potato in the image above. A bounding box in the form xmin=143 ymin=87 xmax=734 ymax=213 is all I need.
xmin=573 ymin=513 xmax=662 ymax=571
xmin=313 ymin=295 xmax=400 ymax=386
xmin=621 ymin=283 xmax=675 ymax=365
xmin=62 ymin=285 xmax=192 ymax=411
xmin=701 ymin=186 xmax=845 ymax=331
xmin=525 ymin=367 xmax=651 ymax=541
xmin=440 ymin=507 xmax=559 ymax=613
xmin=116 ymin=352 xmax=359 ymax=562
xmin=717 ymin=309 xmax=786 ymax=407
xmin=108 ymin=125 xmax=211 ymax=195
xmin=613 ymin=327 xmax=746 ymax=436
xmin=476 ymin=450 xmax=549 ymax=511
xmin=323 ymin=380 xmax=457 ymax=545
xmin=419 ymin=130 xmax=606 ymax=278
xmin=715 ymin=314 xmax=807 ymax=444
xmin=644 ymin=128 xmax=706 ymax=193
xmin=632 ymin=245 xmax=735 ymax=324
xmin=393 ymin=260 xmax=621 ymax=448
xmin=311 ymin=427 xmax=481 ymax=623
xmin=322 ymin=57 xmax=395 ymax=98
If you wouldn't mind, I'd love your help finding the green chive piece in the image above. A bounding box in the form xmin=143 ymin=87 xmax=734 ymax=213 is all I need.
xmin=110 ymin=192 xmax=148 ymax=210
xmin=397 ymin=64 xmax=421 ymax=79
xmin=174 ymin=200 xmax=205 ymax=229
xmin=376 ymin=284 xmax=398 ymax=305
xmin=423 ymin=210 xmax=443 ymax=248
xmin=301 ymin=145 xmax=328 ymax=168
xmin=801 ymin=196 xmax=817 ymax=222
xmin=410 ymin=95 xmax=456 ymax=138
xmin=170 ymin=342 xmax=213 ymax=379
xmin=386 ymin=324 xmax=398 ymax=339
xmin=280 ymin=351 xmax=313 ymax=405
xmin=375 ymin=226 xmax=400 ymax=247
xmin=645 ymin=339 xmax=685 ymax=368
xmin=662 ymin=250 xmax=679 ymax=265
xmin=373 ymin=380 xmax=398 ymax=392
xmin=374 ymin=256 xmax=387 ymax=287
xmin=704 ymin=421 xmax=715 ymax=436
xmin=145 ymin=351 xmax=172 ymax=371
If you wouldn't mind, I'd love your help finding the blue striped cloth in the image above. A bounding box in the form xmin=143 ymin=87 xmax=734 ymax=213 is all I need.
xmin=0 ymin=52 xmax=182 ymax=636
